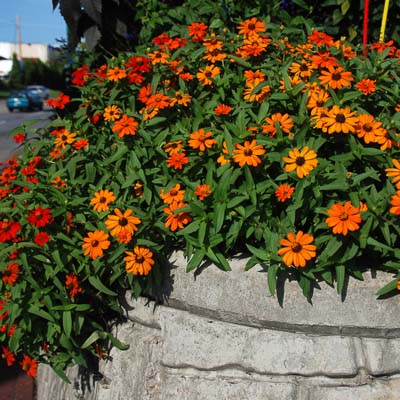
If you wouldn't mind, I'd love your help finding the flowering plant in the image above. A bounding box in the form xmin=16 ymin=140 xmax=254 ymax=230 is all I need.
xmin=1 ymin=16 xmax=400 ymax=378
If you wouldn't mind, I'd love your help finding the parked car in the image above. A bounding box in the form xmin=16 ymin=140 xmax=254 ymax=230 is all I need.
xmin=7 ymin=89 xmax=43 ymax=112
xmin=25 ymin=85 xmax=50 ymax=100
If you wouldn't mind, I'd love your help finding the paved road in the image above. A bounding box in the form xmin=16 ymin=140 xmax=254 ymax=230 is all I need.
xmin=0 ymin=99 xmax=53 ymax=165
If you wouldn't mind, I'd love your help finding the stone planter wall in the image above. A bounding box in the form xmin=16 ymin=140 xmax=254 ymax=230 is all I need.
xmin=37 ymin=252 xmax=400 ymax=399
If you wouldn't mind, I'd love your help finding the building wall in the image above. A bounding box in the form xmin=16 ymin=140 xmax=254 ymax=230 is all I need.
xmin=0 ymin=42 xmax=50 ymax=62
xmin=37 ymin=252 xmax=400 ymax=400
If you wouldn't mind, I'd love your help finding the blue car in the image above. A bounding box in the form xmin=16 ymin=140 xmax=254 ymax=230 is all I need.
xmin=7 ymin=89 xmax=43 ymax=112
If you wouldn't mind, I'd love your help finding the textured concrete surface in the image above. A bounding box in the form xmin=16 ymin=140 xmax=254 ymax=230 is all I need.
xmin=37 ymin=252 xmax=400 ymax=399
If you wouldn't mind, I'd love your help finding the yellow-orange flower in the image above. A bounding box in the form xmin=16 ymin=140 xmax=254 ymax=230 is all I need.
xmin=196 ymin=65 xmax=220 ymax=86
xmin=107 ymin=66 xmax=127 ymax=81
xmin=82 ymin=230 xmax=110 ymax=259
xmin=390 ymin=191 xmax=400 ymax=215
xmin=170 ymin=92 xmax=192 ymax=107
xmin=261 ymin=113 xmax=294 ymax=136
xmin=356 ymin=114 xmax=384 ymax=144
xmin=237 ymin=17 xmax=266 ymax=38
xmin=105 ymin=208 xmax=141 ymax=237
xmin=163 ymin=140 xmax=185 ymax=155
xmin=90 ymin=189 xmax=116 ymax=212
xmin=320 ymin=105 xmax=358 ymax=134
xmin=386 ymin=159 xmax=400 ymax=189
xmin=188 ymin=128 xmax=217 ymax=151
xmin=277 ymin=231 xmax=316 ymax=268
xmin=148 ymin=50 xmax=170 ymax=65
xmin=103 ymin=105 xmax=121 ymax=122
xmin=318 ymin=66 xmax=353 ymax=90
xmin=326 ymin=202 xmax=362 ymax=235
xmin=124 ymin=246 xmax=155 ymax=276
xmin=283 ymin=147 xmax=318 ymax=178
xmin=232 ymin=140 xmax=266 ymax=167
xmin=54 ymin=129 xmax=77 ymax=148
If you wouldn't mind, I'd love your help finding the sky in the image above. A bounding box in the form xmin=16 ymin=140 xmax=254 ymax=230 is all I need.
xmin=0 ymin=0 xmax=66 ymax=46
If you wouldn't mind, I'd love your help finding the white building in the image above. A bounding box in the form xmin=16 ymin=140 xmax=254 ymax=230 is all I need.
xmin=0 ymin=42 xmax=57 ymax=78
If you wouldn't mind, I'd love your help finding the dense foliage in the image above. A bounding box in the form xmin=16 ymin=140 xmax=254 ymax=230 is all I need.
xmin=1 ymin=15 xmax=400 ymax=380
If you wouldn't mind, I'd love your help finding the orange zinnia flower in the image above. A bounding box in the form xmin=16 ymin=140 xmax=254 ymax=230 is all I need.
xmin=289 ymin=60 xmax=314 ymax=79
xmin=105 ymin=208 xmax=141 ymax=237
xmin=166 ymin=152 xmax=189 ymax=170
xmin=277 ymin=231 xmax=316 ymax=268
xmin=275 ymin=184 xmax=295 ymax=202
xmin=112 ymin=114 xmax=139 ymax=138
xmin=124 ymin=246 xmax=155 ymax=276
xmin=320 ymin=105 xmax=358 ymax=134
xmin=283 ymin=147 xmax=318 ymax=178
xmin=306 ymin=89 xmax=330 ymax=116
xmin=90 ymin=189 xmax=116 ymax=212
xmin=196 ymin=65 xmax=220 ymax=86
xmin=318 ymin=66 xmax=353 ymax=90
xmin=261 ymin=113 xmax=294 ymax=136
xmin=194 ymin=184 xmax=212 ymax=200
xmin=242 ymin=82 xmax=270 ymax=103
xmin=148 ymin=50 xmax=170 ymax=64
xmin=146 ymin=93 xmax=171 ymax=110
xmin=82 ymin=230 xmax=111 ymax=259
xmin=237 ymin=17 xmax=266 ymax=38
xmin=232 ymin=140 xmax=266 ymax=167
xmin=326 ymin=202 xmax=362 ymax=235
xmin=386 ymin=159 xmax=400 ymax=189
xmin=20 ymin=355 xmax=38 ymax=378
xmin=164 ymin=201 xmax=192 ymax=231
xmin=103 ymin=105 xmax=121 ymax=122
xmin=356 ymin=79 xmax=376 ymax=95
xmin=160 ymin=184 xmax=185 ymax=204
xmin=214 ymin=104 xmax=232 ymax=115
xmin=203 ymin=48 xmax=227 ymax=63
xmin=244 ymin=69 xmax=265 ymax=86
xmin=107 ymin=66 xmax=127 ymax=81
xmin=188 ymin=128 xmax=217 ymax=151
xmin=389 ymin=191 xmax=400 ymax=215
xmin=187 ymin=22 xmax=208 ymax=42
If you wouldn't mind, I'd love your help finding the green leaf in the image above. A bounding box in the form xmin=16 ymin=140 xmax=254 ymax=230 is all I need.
xmin=81 ymin=331 xmax=101 ymax=349
xmin=88 ymin=276 xmax=117 ymax=296
xmin=376 ymin=279 xmax=398 ymax=297
xmin=186 ymin=250 xmax=205 ymax=272
xmin=63 ymin=311 xmax=72 ymax=338
xmin=336 ymin=265 xmax=345 ymax=295
xmin=267 ymin=264 xmax=278 ymax=296
xmin=246 ymin=244 xmax=270 ymax=262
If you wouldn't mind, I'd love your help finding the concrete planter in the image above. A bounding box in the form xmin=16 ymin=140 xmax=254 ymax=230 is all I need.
xmin=37 ymin=252 xmax=400 ymax=399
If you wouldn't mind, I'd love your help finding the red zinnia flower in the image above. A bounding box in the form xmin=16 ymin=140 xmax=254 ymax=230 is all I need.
xmin=214 ymin=104 xmax=232 ymax=115
xmin=27 ymin=206 xmax=52 ymax=228
xmin=13 ymin=133 xmax=26 ymax=143
xmin=0 ymin=220 xmax=22 ymax=243
xmin=65 ymin=272 xmax=83 ymax=298
xmin=20 ymin=355 xmax=38 ymax=378
xmin=2 ymin=261 xmax=19 ymax=286
xmin=1 ymin=346 xmax=16 ymax=366
xmin=34 ymin=232 xmax=51 ymax=246
xmin=166 ymin=152 xmax=189 ymax=170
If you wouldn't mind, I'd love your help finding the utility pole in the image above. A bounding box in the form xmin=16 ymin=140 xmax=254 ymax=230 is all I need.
xmin=16 ymin=15 xmax=22 ymax=60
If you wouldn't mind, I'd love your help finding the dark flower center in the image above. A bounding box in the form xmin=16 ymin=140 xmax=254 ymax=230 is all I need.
xmin=335 ymin=113 xmax=346 ymax=123
xmin=316 ymin=100 xmax=325 ymax=107
xmin=363 ymin=123 xmax=372 ymax=132
xmin=99 ymin=197 xmax=107 ymax=203
xmin=300 ymin=64 xmax=308 ymax=71
xmin=295 ymin=156 xmax=305 ymax=166
xmin=332 ymin=72 xmax=342 ymax=81
xmin=244 ymin=149 xmax=253 ymax=156
xmin=119 ymin=218 xmax=128 ymax=226
xmin=248 ymin=24 xmax=255 ymax=30
xmin=136 ymin=255 xmax=144 ymax=263
xmin=291 ymin=242 xmax=302 ymax=253
xmin=61 ymin=135 xmax=68 ymax=141
xmin=91 ymin=240 xmax=99 ymax=247
xmin=170 ymin=189 xmax=178 ymax=196
xmin=339 ymin=211 xmax=348 ymax=221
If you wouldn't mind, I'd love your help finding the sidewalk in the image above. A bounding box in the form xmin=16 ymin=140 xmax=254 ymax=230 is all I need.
xmin=0 ymin=99 xmax=6 ymax=112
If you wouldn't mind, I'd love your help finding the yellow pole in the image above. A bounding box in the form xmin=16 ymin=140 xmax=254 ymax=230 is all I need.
xmin=379 ymin=0 xmax=390 ymax=42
